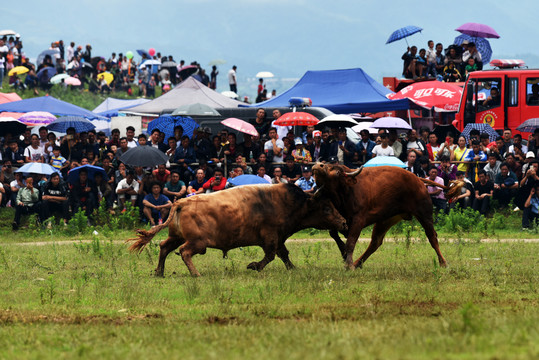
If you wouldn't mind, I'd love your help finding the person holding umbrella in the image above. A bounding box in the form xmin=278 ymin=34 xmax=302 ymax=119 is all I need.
xmin=12 ymin=176 xmax=40 ymax=230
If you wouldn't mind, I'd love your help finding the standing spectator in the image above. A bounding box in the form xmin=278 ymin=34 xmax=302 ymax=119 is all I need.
xmin=402 ymin=129 xmax=426 ymax=160
xmin=523 ymin=182 xmax=539 ymax=230
xmin=426 ymin=166 xmax=447 ymax=213
xmin=372 ymin=133 xmax=394 ymax=157
xmin=66 ymin=42 xmax=75 ymax=62
xmin=125 ymin=126 xmax=138 ymax=148
xmin=433 ymin=43 xmax=446 ymax=77
xmin=264 ymin=127 xmax=284 ymax=163
xmin=210 ymin=65 xmax=218 ymax=89
xmin=202 ymin=167 xmax=227 ymax=193
xmin=426 ymin=132 xmax=441 ymax=161
xmin=329 ymin=128 xmax=356 ymax=168
xmin=116 ymin=171 xmax=139 ymax=211
xmin=163 ymin=171 xmax=186 ymax=201
xmin=40 ymin=173 xmax=69 ymax=227
xmin=24 ymin=134 xmax=45 ymax=163
xmin=165 ymin=137 xmax=177 ymax=163
xmin=50 ymin=146 xmax=69 ymax=174
xmin=5 ymin=140 xmax=25 ymax=165
xmin=12 ymin=176 xmax=40 ymax=230
xmin=115 ymin=137 xmax=130 ymax=160
xmin=153 ymin=164 xmax=170 ymax=185
xmin=70 ymin=169 xmax=97 ymax=217
xmin=472 ymin=170 xmax=493 ymax=215
xmin=295 ymin=166 xmax=315 ymax=193
xmin=143 ymin=182 xmax=172 ymax=226
xmin=228 ymin=65 xmax=237 ymax=93
xmin=426 ymin=40 xmax=436 ymax=77
xmin=452 ymin=135 xmax=470 ymax=174
xmin=271 ymin=109 xmax=291 ymax=142
xmin=256 ymin=165 xmax=272 ymax=183
xmin=493 ymin=163 xmax=518 ymax=208
xmin=252 ymin=108 xmax=270 ymax=138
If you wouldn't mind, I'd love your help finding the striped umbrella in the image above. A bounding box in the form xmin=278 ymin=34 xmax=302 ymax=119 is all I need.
xmin=461 ymin=123 xmax=499 ymax=142
xmin=516 ymin=118 xmax=539 ymax=133
xmin=19 ymin=111 xmax=56 ymax=126
xmin=47 ymin=116 xmax=96 ymax=133
xmin=453 ymin=34 xmax=493 ymax=64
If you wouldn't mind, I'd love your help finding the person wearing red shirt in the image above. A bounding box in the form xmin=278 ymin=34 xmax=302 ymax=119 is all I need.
xmin=202 ymin=168 xmax=227 ymax=193
xmin=152 ymin=164 xmax=170 ymax=185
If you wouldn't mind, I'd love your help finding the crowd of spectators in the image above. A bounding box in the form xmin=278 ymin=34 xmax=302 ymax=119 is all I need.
xmin=402 ymin=39 xmax=483 ymax=81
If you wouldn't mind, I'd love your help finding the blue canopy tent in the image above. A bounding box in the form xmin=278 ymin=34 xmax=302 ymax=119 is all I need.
xmin=0 ymin=96 xmax=106 ymax=120
xmin=246 ymin=68 xmax=409 ymax=114
xmin=93 ymin=97 xmax=151 ymax=117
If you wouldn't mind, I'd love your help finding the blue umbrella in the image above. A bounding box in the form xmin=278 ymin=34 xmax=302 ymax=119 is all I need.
xmin=67 ymin=165 xmax=108 ymax=184
xmin=386 ymin=25 xmax=423 ymax=45
xmin=147 ymin=116 xmax=198 ymax=141
xmin=516 ymin=118 xmax=539 ymax=133
xmin=454 ymin=34 xmax=493 ymax=64
xmin=15 ymin=163 xmax=58 ymax=175
xmin=36 ymin=67 xmax=57 ymax=81
xmin=228 ymin=174 xmax=270 ymax=186
xmin=364 ymin=156 xmax=407 ymax=168
xmin=137 ymin=49 xmax=150 ymax=58
xmin=461 ymin=123 xmax=499 ymax=142
xmin=47 ymin=116 xmax=96 ymax=133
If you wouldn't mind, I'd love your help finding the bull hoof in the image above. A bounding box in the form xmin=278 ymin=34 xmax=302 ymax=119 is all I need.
xmin=247 ymin=262 xmax=261 ymax=271
xmin=190 ymin=272 xmax=201 ymax=277
xmin=345 ymin=263 xmax=356 ymax=271
xmin=154 ymin=271 xmax=165 ymax=277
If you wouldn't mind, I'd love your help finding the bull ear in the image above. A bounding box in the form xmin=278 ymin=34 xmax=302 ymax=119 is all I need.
xmin=345 ymin=166 xmax=363 ymax=177
xmin=312 ymin=185 xmax=324 ymax=199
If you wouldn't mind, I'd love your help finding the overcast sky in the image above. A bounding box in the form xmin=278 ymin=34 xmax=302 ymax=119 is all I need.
xmin=4 ymin=0 xmax=538 ymax=93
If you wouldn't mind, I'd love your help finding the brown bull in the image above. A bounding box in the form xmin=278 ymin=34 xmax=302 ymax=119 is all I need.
xmin=313 ymin=163 xmax=463 ymax=269
xmin=128 ymin=183 xmax=347 ymax=277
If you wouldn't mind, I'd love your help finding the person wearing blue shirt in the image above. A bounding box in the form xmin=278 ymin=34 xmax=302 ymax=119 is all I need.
xmin=524 ymin=183 xmax=539 ymax=229
xmin=464 ymin=140 xmax=487 ymax=182
xmin=356 ymin=130 xmax=376 ymax=163
xmin=174 ymin=135 xmax=197 ymax=164
xmin=295 ymin=166 xmax=315 ymax=193
xmin=142 ymin=182 xmax=172 ymax=226
xmin=493 ymin=163 xmax=518 ymax=208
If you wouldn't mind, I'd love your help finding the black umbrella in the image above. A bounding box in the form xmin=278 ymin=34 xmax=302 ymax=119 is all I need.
xmin=177 ymin=65 xmax=198 ymax=80
xmin=433 ymin=124 xmax=460 ymax=143
xmin=0 ymin=116 xmax=26 ymax=136
xmin=119 ymin=145 xmax=169 ymax=167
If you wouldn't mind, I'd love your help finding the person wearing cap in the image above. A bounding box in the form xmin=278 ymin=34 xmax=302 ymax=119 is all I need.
xmin=307 ymin=130 xmax=328 ymax=162
xmin=292 ymin=138 xmax=312 ymax=164
xmin=295 ymin=166 xmax=315 ymax=193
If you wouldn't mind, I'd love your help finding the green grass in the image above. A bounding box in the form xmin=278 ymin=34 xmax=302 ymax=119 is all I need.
xmin=0 ymin=236 xmax=537 ymax=359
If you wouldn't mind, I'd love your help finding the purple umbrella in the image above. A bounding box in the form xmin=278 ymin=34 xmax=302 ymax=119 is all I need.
xmin=455 ymin=22 xmax=500 ymax=39
xmin=370 ymin=117 xmax=412 ymax=130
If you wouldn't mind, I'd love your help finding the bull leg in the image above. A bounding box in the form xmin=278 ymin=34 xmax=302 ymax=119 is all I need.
xmin=155 ymin=236 xmax=184 ymax=277
xmin=276 ymin=244 xmax=295 ymax=270
xmin=416 ymin=215 xmax=447 ymax=267
xmin=178 ymin=241 xmax=206 ymax=277
xmin=329 ymin=229 xmax=348 ymax=261
xmin=247 ymin=245 xmax=277 ymax=272
xmin=344 ymin=222 xmax=364 ymax=270
xmin=354 ymin=216 xmax=402 ymax=269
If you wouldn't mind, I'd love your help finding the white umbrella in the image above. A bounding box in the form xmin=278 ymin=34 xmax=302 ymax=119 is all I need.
xmin=221 ymin=91 xmax=239 ymax=99
xmin=0 ymin=29 xmax=16 ymax=37
xmin=50 ymin=73 xmax=69 ymax=84
xmin=256 ymin=71 xmax=274 ymax=78
xmin=318 ymin=114 xmax=359 ymax=128
xmin=352 ymin=122 xmax=378 ymax=134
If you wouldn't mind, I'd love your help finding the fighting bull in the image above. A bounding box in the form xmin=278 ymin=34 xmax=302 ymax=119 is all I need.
xmin=128 ymin=183 xmax=347 ymax=277
xmin=313 ymin=163 xmax=463 ymax=269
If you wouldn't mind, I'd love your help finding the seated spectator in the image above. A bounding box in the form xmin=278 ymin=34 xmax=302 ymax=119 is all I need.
xmin=482 ymin=87 xmax=501 ymax=108
xmin=125 ymin=126 xmax=138 ymax=148
xmin=4 ymin=140 xmax=25 ymax=166
xmin=464 ymin=140 xmax=487 ymax=181
xmin=235 ymin=155 xmax=253 ymax=175
xmin=504 ymin=153 xmax=522 ymax=182
xmin=240 ymin=133 xmax=261 ymax=164
xmin=254 ymin=153 xmax=273 ymax=177
xmin=417 ymin=156 xmax=430 ymax=178
xmin=454 ymin=171 xmax=474 ymax=209
xmin=442 ymin=61 xmax=461 ymax=82
xmin=437 ymin=155 xmax=457 ymax=186
xmin=12 ymin=176 xmax=40 ymax=230
xmin=142 ymin=182 xmax=172 ymax=226
xmin=70 ymin=169 xmax=97 ymax=217
xmin=372 ymin=133 xmax=394 ymax=157
xmin=473 ymin=170 xmax=493 ymax=215
xmin=253 ymin=164 xmax=269 ymax=183
xmin=416 ymin=48 xmax=427 ymax=77
xmin=152 ymin=164 xmax=170 ymax=185
xmin=292 ymin=139 xmax=312 ymax=163
xmin=0 ymin=181 xmax=4 ymax=208
xmin=493 ymin=163 xmax=518 ymax=208
xmin=402 ymin=46 xmax=421 ymax=79
xmin=165 ymin=136 xmax=177 ymax=163
xmin=163 ymin=171 xmax=186 ymax=201
xmin=115 ymin=137 xmax=130 ymax=159
xmin=187 ymin=169 xmax=208 ymax=195
xmin=295 ymin=166 xmax=315 ymax=193
xmin=219 ymin=133 xmax=243 ymax=163
xmin=528 ymin=84 xmax=539 ymax=106
xmin=174 ymin=135 xmax=196 ymax=181
xmin=137 ymin=134 xmax=148 ymax=146
xmin=202 ymin=167 xmax=227 ymax=193
xmin=508 ymin=134 xmax=528 ymax=161
xmin=94 ymin=172 xmax=113 ymax=212
xmin=426 ymin=166 xmax=446 ymax=213
xmin=464 ymin=58 xmax=478 ymax=76
xmin=116 ymin=170 xmax=139 ymax=210
xmin=41 ymin=173 xmax=69 ymax=226
xmin=329 ymin=128 xmax=356 ymax=168
xmin=10 ymin=172 xmax=25 ymax=205
xmin=282 ymin=156 xmax=302 ymax=183
xmin=486 ymin=136 xmax=506 ymax=161
xmin=444 ymin=46 xmax=463 ymax=68
xmin=523 ymin=182 xmax=539 ymax=229
xmin=462 ymin=42 xmax=482 ymax=69
xmin=264 ymin=127 xmax=284 ymax=163
xmin=24 ymin=134 xmax=45 ymax=163
xmin=271 ymin=167 xmax=288 ymax=184
xmin=483 ymin=153 xmax=501 ymax=182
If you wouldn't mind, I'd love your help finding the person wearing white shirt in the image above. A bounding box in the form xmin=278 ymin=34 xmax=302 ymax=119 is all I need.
xmin=228 ymin=65 xmax=237 ymax=93
xmin=372 ymin=133 xmax=395 ymax=157
xmin=264 ymin=127 xmax=285 ymax=163
xmin=115 ymin=171 xmax=140 ymax=210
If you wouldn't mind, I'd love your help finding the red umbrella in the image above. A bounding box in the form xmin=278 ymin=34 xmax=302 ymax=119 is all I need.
xmin=221 ymin=118 xmax=259 ymax=137
xmin=273 ymin=112 xmax=319 ymax=126
xmin=387 ymin=81 xmax=463 ymax=112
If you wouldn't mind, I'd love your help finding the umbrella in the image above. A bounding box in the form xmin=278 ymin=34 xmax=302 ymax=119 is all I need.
xmin=0 ymin=116 xmax=26 ymax=136
xmin=454 ymin=34 xmax=493 ymax=64
xmin=516 ymin=118 xmax=539 ymax=133
xmin=15 ymin=163 xmax=58 ymax=176
xmin=8 ymin=66 xmax=29 ymax=76
xmin=221 ymin=91 xmax=238 ymax=99
xmin=228 ymin=174 xmax=270 ymax=186
xmin=461 ymin=123 xmax=499 ymax=142
xmin=97 ymin=72 xmax=114 ymax=85
xmin=256 ymin=71 xmax=274 ymax=78
xmin=0 ymin=29 xmax=16 ymax=36
xmin=19 ymin=111 xmax=56 ymax=126
xmin=136 ymin=49 xmax=150 ymax=58
xmin=67 ymin=165 xmax=108 ymax=184
xmin=36 ymin=49 xmax=60 ymax=65
xmin=171 ymin=103 xmax=221 ymax=117
xmin=370 ymin=117 xmax=412 ymax=130
xmin=161 ymin=61 xmax=177 ymax=68
xmin=432 ymin=124 xmax=461 ymax=143
xmin=147 ymin=116 xmax=198 ymax=141
xmin=50 ymin=73 xmax=69 ymax=84
xmin=36 ymin=67 xmax=57 ymax=81
xmin=317 ymin=114 xmax=359 ymax=129
xmin=386 ymin=25 xmax=422 ymax=45
xmin=208 ymin=59 xmax=226 ymax=66
xmin=352 ymin=122 xmax=378 ymax=135
xmin=364 ymin=156 xmax=407 ymax=168
xmin=47 ymin=116 xmax=96 ymax=133
xmin=177 ymin=65 xmax=198 ymax=79
xmin=119 ymin=145 xmax=169 ymax=168
xmin=274 ymin=112 xmax=319 ymax=127
xmin=139 ymin=59 xmax=161 ymax=68
xmin=64 ymin=77 xmax=81 ymax=86
xmin=221 ymin=118 xmax=259 ymax=137
xmin=387 ymin=81 xmax=463 ymax=112
xmin=455 ymin=22 xmax=500 ymax=39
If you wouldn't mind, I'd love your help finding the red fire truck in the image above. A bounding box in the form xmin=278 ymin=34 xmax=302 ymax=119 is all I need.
xmin=454 ymin=60 xmax=539 ymax=132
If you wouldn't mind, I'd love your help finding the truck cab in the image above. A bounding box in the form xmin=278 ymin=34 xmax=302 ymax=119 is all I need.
xmin=455 ymin=60 xmax=539 ymax=133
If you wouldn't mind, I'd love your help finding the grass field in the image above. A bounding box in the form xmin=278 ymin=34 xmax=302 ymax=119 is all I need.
xmin=0 ymin=234 xmax=537 ymax=359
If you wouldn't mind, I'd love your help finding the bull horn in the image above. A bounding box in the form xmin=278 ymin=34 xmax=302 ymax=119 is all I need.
xmin=312 ymin=185 xmax=325 ymax=198
xmin=345 ymin=166 xmax=363 ymax=177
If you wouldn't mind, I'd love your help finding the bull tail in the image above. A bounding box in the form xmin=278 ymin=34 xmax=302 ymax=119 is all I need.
xmin=421 ymin=178 xmax=465 ymax=202
xmin=127 ymin=200 xmax=182 ymax=253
